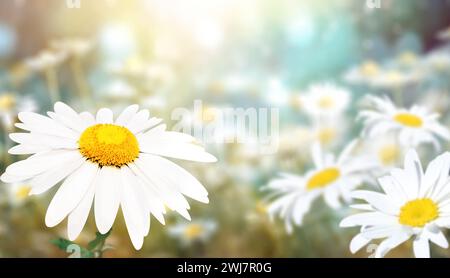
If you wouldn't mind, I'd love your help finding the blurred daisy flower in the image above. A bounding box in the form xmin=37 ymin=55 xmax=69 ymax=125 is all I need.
xmin=7 ymin=182 xmax=32 ymax=206
xmin=341 ymin=150 xmax=450 ymax=258
xmin=359 ymin=95 xmax=450 ymax=149
xmin=423 ymin=51 xmax=450 ymax=73
xmin=168 ymin=219 xmax=217 ymax=246
xmin=99 ymin=79 xmax=137 ymax=101
xmin=370 ymin=69 xmax=421 ymax=90
xmin=1 ymin=102 xmax=217 ymax=249
xmin=343 ymin=60 xmax=380 ymax=85
xmin=24 ymin=50 xmax=67 ymax=72
xmin=301 ymin=83 xmax=350 ymax=119
xmin=265 ymin=141 xmax=376 ymax=233
xmin=0 ymin=93 xmax=37 ymax=129
xmin=437 ymin=26 xmax=450 ymax=41
xmin=50 ymin=37 xmax=93 ymax=57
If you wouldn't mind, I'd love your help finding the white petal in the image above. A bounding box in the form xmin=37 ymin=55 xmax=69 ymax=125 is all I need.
xmin=403 ymin=149 xmax=422 ymax=197
xmin=52 ymin=102 xmax=86 ymax=131
xmin=425 ymin=226 xmax=448 ymax=249
xmin=126 ymin=109 xmax=150 ymax=133
xmin=340 ymin=212 xmax=397 ymax=227
xmin=79 ymin=112 xmax=96 ymax=126
xmin=96 ymin=108 xmax=114 ymax=124
xmin=29 ymin=155 xmax=85 ymax=195
xmin=139 ymin=154 xmax=209 ymax=203
xmin=18 ymin=111 xmax=79 ymax=139
xmin=413 ymin=235 xmax=430 ymax=258
xmin=121 ymin=171 xmax=146 ymax=250
xmin=375 ymin=231 xmax=410 ymax=258
xmin=45 ymin=162 xmax=98 ymax=227
xmin=351 ymin=190 xmax=399 ymax=215
xmin=350 ymin=233 xmax=372 ymax=254
xmin=115 ymin=105 xmax=139 ymax=126
xmin=3 ymin=150 xmax=81 ymax=180
xmin=67 ymin=184 xmax=95 ymax=240
xmin=94 ymin=167 xmax=121 ymax=234
xmin=138 ymin=132 xmax=217 ymax=162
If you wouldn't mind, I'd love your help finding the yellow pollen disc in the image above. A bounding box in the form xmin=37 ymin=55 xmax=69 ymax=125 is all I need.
xmin=318 ymin=96 xmax=335 ymax=109
xmin=378 ymin=144 xmax=400 ymax=165
xmin=399 ymin=198 xmax=439 ymax=228
xmin=184 ymin=224 xmax=204 ymax=239
xmin=0 ymin=94 xmax=16 ymax=110
xmin=307 ymin=168 xmax=341 ymax=190
xmin=78 ymin=124 xmax=139 ymax=167
xmin=361 ymin=60 xmax=379 ymax=77
xmin=317 ymin=127 xmax=337 ymax=145
xmin=394 ymin=113 xmax=423 ymax=128
xmin=15 ymin=185 xmax=31 ymax=200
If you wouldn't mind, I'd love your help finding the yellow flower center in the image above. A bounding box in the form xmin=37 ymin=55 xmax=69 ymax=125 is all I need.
xmin=317 ymin=127 xmax=337 ymax=145
xmin=0 ymin=94 xmax=16 ymax=110
xmin=184 ymin=224 xmax=204 ymax=239
xmin=361 ymin=60 xmax=379 ymax=77
xmin=394 ymin=113 xmax=423 ymax=128
xmin=378 ymin=144 xmax=400 ymax=165
xmin=78 ymin=124 xmax=139 ymax=167
xmin=306 ymin=168 xmax=341 ymax=190
xmin=15 ymin=185 xmax=31 ymax=200
xmin=317 ymin=96 xmax=335 ymax=109
xmin=399 ymin=198 xmax=439 ymax=227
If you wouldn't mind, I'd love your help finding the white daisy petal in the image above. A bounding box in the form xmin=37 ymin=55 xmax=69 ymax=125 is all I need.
xmin=413 ymin=236 xmax=430 ymax=258
xmin=115 ymin=104 xmax=139 ymax=126
xmin=96 ymin=108 xmax=114 ymax=124
xmin=94 ymin=167 xmax=122 ymax=234
xmin=67 ymin=184 xmax=95 ymax=241
xmin=350 ymin=233 xmax=372 ymax=254
xmin=45 ymin=162 xmax=98 ymax=227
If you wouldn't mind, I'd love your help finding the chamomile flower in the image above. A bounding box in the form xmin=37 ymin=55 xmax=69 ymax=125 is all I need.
xmin=50 ymin=38 xmax=93 ymax=57
xmin=24 ymin=50 xmax=66 ymax=72
xmin=344 ymin=60 xmax=381 ymax=85
xmin=265 ymin=141 xmax=375 ymax=233
xmin=0 ymin=102 xmax=217 ymax=250
xmin=168 ymin=219 xmax=217 ymax=246
xmin=359 ymin=95 xmax=450 ymax=149
xmin=0 ymin=93 xmax=37 ymax=129
xmin=7 ymin=182 xmax=32 ymax=206
xmin=301 ymin=84 xmax=351 ymax=119
xmin=437 ymin=26 xmax=450 ymax=41
xmin=341 ymin=150 xmax=450 ymax=258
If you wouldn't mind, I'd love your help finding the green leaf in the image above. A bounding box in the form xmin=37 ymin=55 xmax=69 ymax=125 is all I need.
xmin=87 ymin=229 xmax=112 ymax=251
xmin=50 ymin=238 xmax=95 ymax=258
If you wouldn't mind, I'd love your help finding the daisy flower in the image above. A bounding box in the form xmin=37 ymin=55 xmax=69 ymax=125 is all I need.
xmin=0 ymin=93 xmax=37 ymax=129
xmin=168 ymin=219 xmax=217 ymax=246
xmin=343 ymin=60 xmax=381 ymax=85
xmin=437 ymin=26 xmax=450 ymax=41
xmin=0 ymin=102 xmax=217 ymax=249
xmin=340 ymin=150 xmax=450 ymax=258
xmin=359 ymin=95 xmax=450 ymax=149
xmin=265 ymin=141 xmax=375 ymax=233
xmin=24 ymin=50 xmax=67 ymax=72
xmin=50 ymin=37 xmax=93 ymax=57
xmin=301 ymin=83 xmax=351 ymax=119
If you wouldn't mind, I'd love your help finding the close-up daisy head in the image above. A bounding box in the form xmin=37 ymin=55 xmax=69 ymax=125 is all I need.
xmin=359 ymin=95 xmax=450 ymax=149
xmin=0 ymin=102 xmax=217 ymax=250
xmin=301 ymin=83 xmax=351 ymax=119
xmin=341 ymin=150 xmax=450 ymax=258
xmin=265 ymin=141 xmax=376 ymax=233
